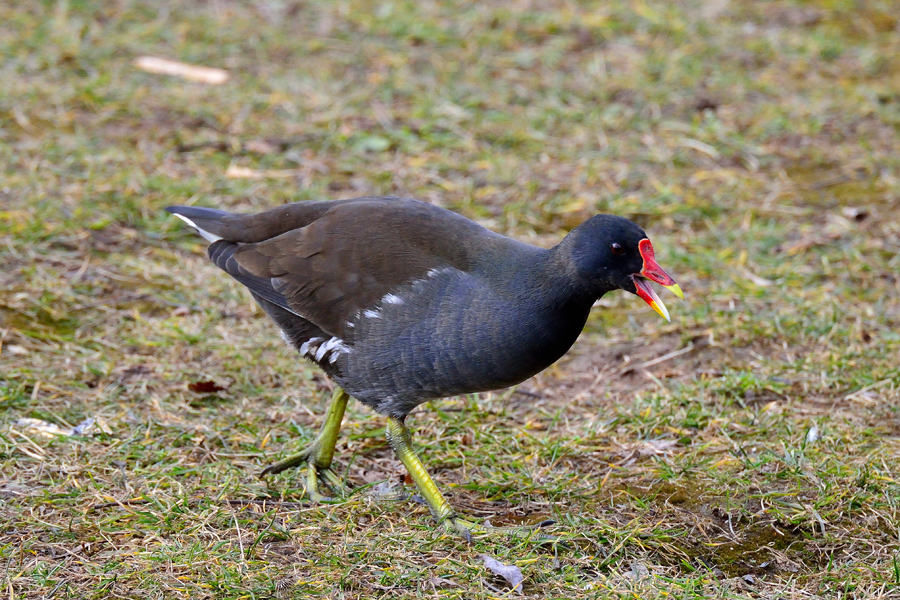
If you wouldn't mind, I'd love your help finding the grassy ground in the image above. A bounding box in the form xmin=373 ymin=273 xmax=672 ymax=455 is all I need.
xmin=2 ymin=1 xmax=900 ymax=598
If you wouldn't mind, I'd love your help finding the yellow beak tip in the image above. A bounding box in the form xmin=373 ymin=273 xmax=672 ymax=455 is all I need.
xmin=665 ymin=283 xmax=685 ymax=300
xmin=649 ymin=300 xmax=671 ymax=322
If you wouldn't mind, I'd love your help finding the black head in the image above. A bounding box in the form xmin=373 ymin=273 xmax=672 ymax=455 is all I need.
xmin=563 ymin=214 xmax=683 ymax=319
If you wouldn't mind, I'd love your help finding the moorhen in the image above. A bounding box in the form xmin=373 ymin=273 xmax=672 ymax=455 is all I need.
xmin=167 ymin=196 xmax=682 ymax=538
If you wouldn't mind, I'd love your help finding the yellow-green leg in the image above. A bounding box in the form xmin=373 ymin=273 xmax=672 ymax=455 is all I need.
xmin=385 ymin=416 xmax=478 ymax=540
xmin=261 ymin=387 xmax=350 ymax=501
xmin=385 ymin=416 xmax=557 ymax=542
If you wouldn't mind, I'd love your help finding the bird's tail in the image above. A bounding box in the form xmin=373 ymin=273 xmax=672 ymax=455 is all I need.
xmin=166 ymin=206 xmax=232 ymax=243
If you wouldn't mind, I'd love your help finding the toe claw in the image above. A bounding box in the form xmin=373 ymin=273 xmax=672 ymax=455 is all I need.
xmin=462 ymin=527 xmax=473 ymax=544
xmin=261 ymin=449 xmax=312 ymax=477
xmin=319 ymin=467 xmax=348 ymax=492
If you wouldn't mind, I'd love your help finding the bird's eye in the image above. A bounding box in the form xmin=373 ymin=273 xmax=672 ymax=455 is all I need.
xmin=610 ymin=243 xmax=624 ymax=255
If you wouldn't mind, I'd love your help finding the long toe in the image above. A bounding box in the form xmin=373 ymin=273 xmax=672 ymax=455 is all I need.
xmin=318 ymin=467 xmax=350 ymax=498
xmin=438 ymin=516 xmax=476 ymax=543
xmin=260 ymin=442 xmax=353 ymax=502
xmin=260 ymin=449 xmax=312 ymax=476
xmin=443 ymin=516 xmax=558 ymax=543
xmin=303 ymin=462 xmax=353 ymax=502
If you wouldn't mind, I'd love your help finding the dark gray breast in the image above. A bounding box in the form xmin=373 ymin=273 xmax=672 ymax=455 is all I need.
xmin=330 ymin=255 xmax=593 ymax=417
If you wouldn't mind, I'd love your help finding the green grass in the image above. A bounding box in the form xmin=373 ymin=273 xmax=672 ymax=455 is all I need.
xmin=2 ymin=1 xmax=900 ymax=598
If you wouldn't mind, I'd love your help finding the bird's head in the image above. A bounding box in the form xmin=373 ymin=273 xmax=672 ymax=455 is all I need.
xmin=566 ymin=214 xmax=683 ymax=320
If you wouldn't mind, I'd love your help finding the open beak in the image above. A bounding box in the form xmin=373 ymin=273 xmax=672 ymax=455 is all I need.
xmin=632 ymin=238 xmax=683 ymax=321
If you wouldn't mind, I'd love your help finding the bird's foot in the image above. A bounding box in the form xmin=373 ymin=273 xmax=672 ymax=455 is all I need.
xmin=440 ymin=514 xmax=557 ymax=543
xmin=442 ymin=515 xmax=481 ymax=543
xmin=260 ymin=441 xmax=349 ymax=501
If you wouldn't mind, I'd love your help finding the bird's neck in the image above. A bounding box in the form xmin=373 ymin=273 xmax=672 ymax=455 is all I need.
xmin=541 ymin=238 xmax=615 ymax=307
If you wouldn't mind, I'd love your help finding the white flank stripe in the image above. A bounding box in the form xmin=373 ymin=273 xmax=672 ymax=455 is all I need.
xmin=299 ymin=337 xmax=322 ymax=356
xmin=313 ymin=337 xmax=350 ymax=363
xmin=315 ymin=342 xmax=331 ymax=361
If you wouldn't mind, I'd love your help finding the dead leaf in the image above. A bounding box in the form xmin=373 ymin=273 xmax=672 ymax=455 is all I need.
xmin=117 ymin=364 xmax=152 ymax=383
xmin=188 ymin=380 xmax=226 ymax=394
xmin=361 ymin=470 xmax=385 ymax=484
xmin=694 ymin=94 xmax=720 ymax=112
xmin=134 ymin=56 xmax=229 ymax=84
xmin=479 ymin=554 xmax=524 ymax=594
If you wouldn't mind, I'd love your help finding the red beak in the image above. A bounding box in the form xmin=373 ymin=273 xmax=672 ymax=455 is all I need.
xmin=631 ymin=239 xmax=683 ymax=321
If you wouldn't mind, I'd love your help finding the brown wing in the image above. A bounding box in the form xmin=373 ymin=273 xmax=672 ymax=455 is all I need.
xmin=228 ymin=198 xmax=490 ymax=339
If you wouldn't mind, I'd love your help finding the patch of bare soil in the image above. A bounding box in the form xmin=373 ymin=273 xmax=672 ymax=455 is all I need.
xmin=533 ymin=330 xmax=724 ymax=404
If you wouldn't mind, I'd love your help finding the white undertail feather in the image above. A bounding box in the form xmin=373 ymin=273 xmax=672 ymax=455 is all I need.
xmin=172 ymin=213 xmax=222 ymax=243
xmin=299 ymin=336 xmax=350 ymax=365
xmin=299 ymin=337 xmax=323 ymax=356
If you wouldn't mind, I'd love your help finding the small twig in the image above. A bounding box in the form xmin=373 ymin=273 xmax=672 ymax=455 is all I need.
xmin=89 ymin=497 xmax=314 ymax=511
xmin=641 ymin=369 xmax=669 ymax=395
xmin=364 ymin=582 xmax=399 ymax=592
xmin=621 ymin=344 xmax=695 ymax=374
xmin=89 ymin=497 xmax=149 ymax=511
xmin=482 ymin=581 xmax=506 ymax=595
xmin=72 ymin=254 xmax=90 ymax=281
xmin=232 ymin=510 xmax=246 ymax=575
xmin=806 ymin=170 xmax=867 ymax=190
xmin=47 ymin=579 xmax=67 ymax=598
xmin=843 ymin=379 xmax=892 ymax=402
xmin=7 ymin=427 xmax=48 ymax=459
xmin=225 ymin=499 xmax=312 ymax=509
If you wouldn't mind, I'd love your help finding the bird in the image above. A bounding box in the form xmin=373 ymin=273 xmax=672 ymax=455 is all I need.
xmin=166 ymin=196 xmax=683 ymax=539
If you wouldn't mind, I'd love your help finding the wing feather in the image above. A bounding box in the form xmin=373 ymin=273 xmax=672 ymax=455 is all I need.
xmin=229 ymin=199 xmax=488 ymax=337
